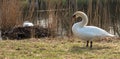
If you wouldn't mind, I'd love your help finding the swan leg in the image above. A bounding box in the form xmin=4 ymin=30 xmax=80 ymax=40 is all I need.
xmin=86 ymin=41 xmax=89 ymax=47
xmin=90 ymin=41 xmax=93 ymax=48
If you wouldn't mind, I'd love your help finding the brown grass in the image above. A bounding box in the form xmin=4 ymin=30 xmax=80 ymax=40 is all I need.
xmin=0 ymin=38 xmax=120 ymax=59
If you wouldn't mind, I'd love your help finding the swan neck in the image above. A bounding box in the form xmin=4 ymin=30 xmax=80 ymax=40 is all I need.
xmin=78 ymin=12 xmax=88 ymax=27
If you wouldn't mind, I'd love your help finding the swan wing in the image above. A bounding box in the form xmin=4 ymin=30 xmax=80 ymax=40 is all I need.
xmin=77 ymin=26 xmax=113 ymax=37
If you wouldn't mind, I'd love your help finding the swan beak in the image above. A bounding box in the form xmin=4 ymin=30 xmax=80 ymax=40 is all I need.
xmin=72 ymin=15 xmax=76 ymax=19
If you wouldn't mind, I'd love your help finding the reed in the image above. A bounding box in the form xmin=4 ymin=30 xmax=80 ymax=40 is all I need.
xmin=0 ymin=0 xmax=22 ymax=31
xmin=0 ymin=0 xmax=120 ymax=38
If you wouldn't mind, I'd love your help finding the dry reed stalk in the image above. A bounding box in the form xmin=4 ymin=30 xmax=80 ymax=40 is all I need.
xmin=46 ymin=0 xmax=58 ymax=37
xmin=25 ymin=0 xmax=35 ymax=22
xmin=1 ymin=0 xmax=22 ymax=31
xmin=103 ymin=0 xmax=110 ymax=31
xmin=0 ymin=0 xmax=120 ymax=38
xmin=87 ymin=0 xmax=92 ymax=25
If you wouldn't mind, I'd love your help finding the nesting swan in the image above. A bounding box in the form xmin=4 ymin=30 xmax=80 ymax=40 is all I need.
xmin=72 ymin=11 xmax=114 ymax=48
xmin=23 ymin=21 xmax=34 ymax=27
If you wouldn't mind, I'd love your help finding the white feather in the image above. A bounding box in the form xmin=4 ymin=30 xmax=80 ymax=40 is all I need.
xmin=23 ymin=21 xmax=34 ymax=27
xmin=72 ymin=11 xmax=114 ymax=41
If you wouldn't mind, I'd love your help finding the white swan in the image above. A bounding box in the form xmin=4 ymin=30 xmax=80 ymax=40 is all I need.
xmin=72 ymin=11 xmax=114 ymax=48
xmin=23 ymin=21 xmax=34 ymax=27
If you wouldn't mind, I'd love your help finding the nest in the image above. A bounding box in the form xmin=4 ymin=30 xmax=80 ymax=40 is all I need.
xmin=2 ymin=26 xmax=54 ymax=39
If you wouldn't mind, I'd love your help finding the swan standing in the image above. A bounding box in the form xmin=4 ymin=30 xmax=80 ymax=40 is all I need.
xmin=72 ymin=11 xmax=114 ymax=48
xmin=23 ymin=21 xmax=34 ymax=27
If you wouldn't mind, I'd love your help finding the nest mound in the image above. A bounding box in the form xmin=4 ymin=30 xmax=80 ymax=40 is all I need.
xmin=2 ymin=26 xmax=54 ymax=39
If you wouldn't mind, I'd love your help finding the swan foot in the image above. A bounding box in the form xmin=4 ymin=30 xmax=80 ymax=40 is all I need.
xmin=86 ymin=41 xmax=93 ymax=48
xmin=90 ymin=41 xmax=92 ymax=48
xmin=86 ymin=41 xmax=89 ymax=47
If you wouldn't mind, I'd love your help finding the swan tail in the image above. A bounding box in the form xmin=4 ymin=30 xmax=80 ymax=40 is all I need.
xmin=107 ymin=34 xmax=115 ymax=37
xmin=106 ymin=34 xmax=119 ymax=40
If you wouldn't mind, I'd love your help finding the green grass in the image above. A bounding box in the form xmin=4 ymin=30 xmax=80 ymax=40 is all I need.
xmin=0 ymin=38 xmax=120 ymax=59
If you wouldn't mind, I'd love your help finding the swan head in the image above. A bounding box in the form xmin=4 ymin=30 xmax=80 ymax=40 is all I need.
xmin=72 ymin=11 xmax=86 ymax=19
xmin=72 ymin=11 xmax=88 ymax=26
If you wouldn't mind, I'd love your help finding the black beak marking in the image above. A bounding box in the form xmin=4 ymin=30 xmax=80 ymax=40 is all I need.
xmin=72 ymin=15 xmax=76 ymax=18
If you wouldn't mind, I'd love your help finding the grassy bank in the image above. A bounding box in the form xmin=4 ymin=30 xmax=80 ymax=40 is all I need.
xmin=0 ymin=38 xmax=120 ymax=59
